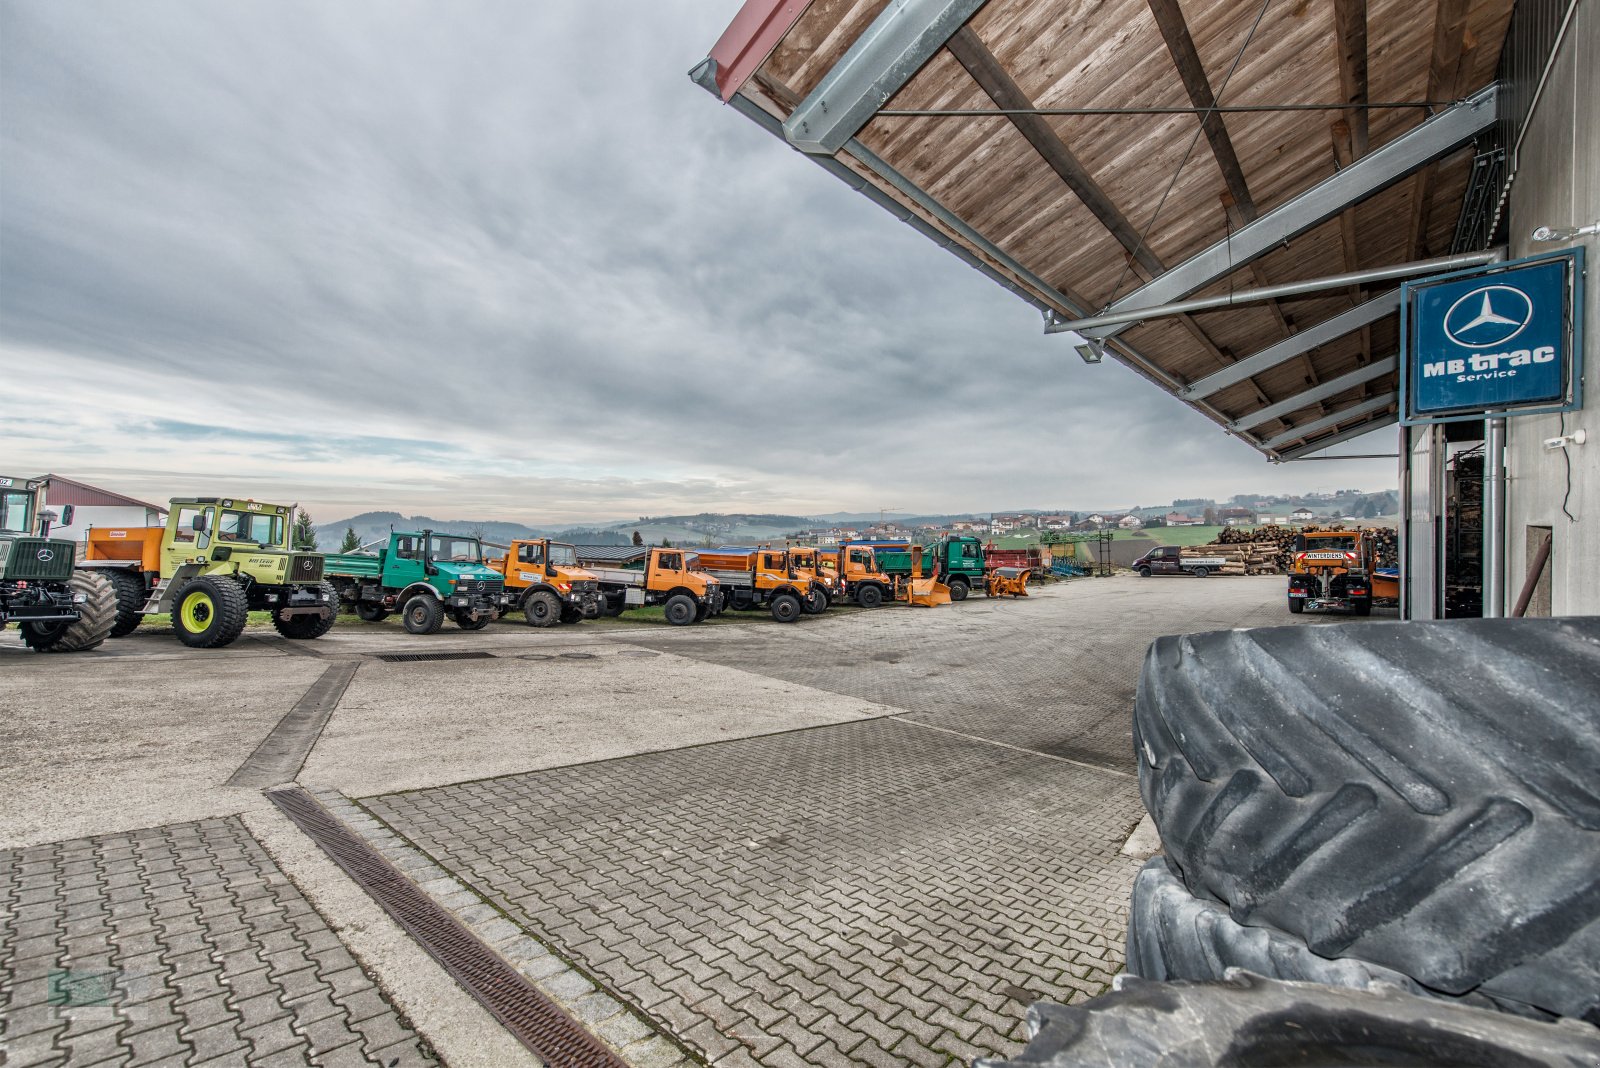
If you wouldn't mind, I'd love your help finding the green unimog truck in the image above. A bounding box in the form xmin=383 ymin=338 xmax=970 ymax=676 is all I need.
xmin=859 ymin=535 xmax=988 ymax=600
xmin=1 ymin=474 xmax=115 ymax=652
xmin=325 ymin=530 xmax=510 ymax=634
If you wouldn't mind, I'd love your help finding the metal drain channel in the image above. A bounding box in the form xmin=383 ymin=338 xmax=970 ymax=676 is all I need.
xmin=373 ymin=651 xmax=498 ymax=663
xmin=266 ymin=786 xmax=627 ymax=1068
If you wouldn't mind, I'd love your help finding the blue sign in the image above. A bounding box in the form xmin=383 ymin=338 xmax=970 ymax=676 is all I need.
xmin=1401 ymin=249 xmax=1584 ymax=425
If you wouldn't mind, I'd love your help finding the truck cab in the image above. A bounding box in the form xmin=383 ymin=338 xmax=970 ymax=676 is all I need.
xmin=493 ymin=539 xmax=603 ymax=627
xmin=695 ymin=548 xmax=814 ymax=622
xmin=867 ymin=536 xmax=986 ymax=600
xmin=325 ymin=530 xmax=509 ymax=634
xmin=575 ymin=547 xmax=721 ymax=625
xmin=80 ymin=495 xmax=335 ymax=648
xmin=822 ymin=545 xmax=892 ymax=608
xmin=1287 ymin=531 xmax=1372 ymax=615
xmin=784 ymin=547 xmax=837 ymax=613
xmin=1 ymin=475 xmax=114 ymax=652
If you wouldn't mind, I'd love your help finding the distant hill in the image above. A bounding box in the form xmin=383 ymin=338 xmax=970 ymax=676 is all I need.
xmin=313 ymin=511 xmax=567 ymax=551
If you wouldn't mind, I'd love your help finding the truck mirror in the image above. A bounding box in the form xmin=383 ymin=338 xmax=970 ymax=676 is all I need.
xmin=1292 ymin=534 xmax=1305 ymax=551
xmin=60 ymin=505 xmax=75 ymax=527
xmin=193 ymin=514 xmax=208 ymax=532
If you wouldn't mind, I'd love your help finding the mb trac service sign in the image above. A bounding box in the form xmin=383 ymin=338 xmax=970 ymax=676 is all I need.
xmin=1401 ymin=249 xmax=1584 ymax=425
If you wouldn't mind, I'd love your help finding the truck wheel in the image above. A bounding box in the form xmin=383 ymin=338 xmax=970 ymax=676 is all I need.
xmin=558 ymin=605 xmax=582 ymax=624
xmin=601 ymin=594 xmax=626 ymax=617
xmin=994 ymin=972 xmax=1599 ymax=1068
xmin=1134 ymin=616 xmax=1600 ymax=1020
xmin=947 ymin=578 xmax=969 ymax=601
xmin=401 ymin=593 xmax=445 ymax=635
xmin=356 ymin=603 xmax=389 ymax=623
xmin=802 ymin=588 xmax=827 ymax=614
xmin=694 ymin=603 xmax=710 ymax=623
xmin=273 ymin=582 xmax=338 ymax=639
xmin=523 ymin=590 xmax=561 ymax=628
xmin=1137 ymin=566 xmax=1152 ymax=578
xmin=104 ymin=569 xmax=147 ymax=636
xmin=172 ymin=576 xmax=249 ymax=649
xmin=857 ymin=585 xmax=883 ymax=609
xmin=769 ymin=593 xmax=801 ymax=623
xmin=22 ymin=571 xmax=118 ymax=653
xmin=1287 ymin=596 xmax=1305 ymax=614
xmin=1125 ymin=857 xmax=1511 ymax=1016
xmin=1191 ymin=567 xmax=1210 ymax=578
xmin=663 ymin=594 xmax=696 ymax=626
xmin=452 ymin=608 xmax=492 ymax=630
xmin=1353 ymin=597 xmax=1372 ymax=617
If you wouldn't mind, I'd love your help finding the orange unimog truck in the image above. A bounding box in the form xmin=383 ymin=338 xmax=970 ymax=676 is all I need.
xmin=490 ymin=539 xmax=603 ymax=627
xmin=571 ymin=546 xmax=722 ymax=625
xmin=820 ymin=545 xmax=894 ymax=608
xmin=783 ymin=547 xmax=838 ymax=613
xmin=694 ymin=548 xmax=816 ymax=623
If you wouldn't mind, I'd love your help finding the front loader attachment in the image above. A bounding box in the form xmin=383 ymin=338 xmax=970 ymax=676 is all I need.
xmin=986 ymin=567 xmax=1029 ymax=598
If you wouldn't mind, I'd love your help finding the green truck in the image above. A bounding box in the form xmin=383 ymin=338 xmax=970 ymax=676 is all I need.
xmin=855 ymin=536 xmax=988 ymax=600
xmin=325 ymin=530 xmax=510 ymax=634
xmin=1 ymin=474 xmax=115 ymax=652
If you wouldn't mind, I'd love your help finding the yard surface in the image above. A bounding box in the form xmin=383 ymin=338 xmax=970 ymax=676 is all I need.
xmin=1 ymin=576 xmax=1373 ymax=1067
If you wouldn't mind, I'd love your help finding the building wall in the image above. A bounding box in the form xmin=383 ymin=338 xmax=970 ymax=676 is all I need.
xmin=53 ymin=506 xmax=165 ymax=545
xmin=1504 ymin=3 xmax=1599 ymax=616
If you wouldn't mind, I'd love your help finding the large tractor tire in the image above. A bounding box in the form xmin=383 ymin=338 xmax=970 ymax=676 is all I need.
xmin=171 ymin=576 xmax=249 ymax=649
xmin=663 ymin=594 xmax=696 ymax=626
xmin=1135 ymin=617 xmax=1600 ymax=1021
xmin=947 ymin=577 xmax=969 ymax=601
xmin=975 ymin=972 xmax=1600 ymax=1068
xmin=103 ymin=568 xmax=147 ymax=636
xmin=769 ymin=593 xmax=801 ymax=623
xmin=856 ymin=584 xmax=883 ymax=609
xmin=21 ymin=571 xmax=117 ymax=653
xmin=401 ymin=593 xmax=444 ymax=635
xmin=522 ymin=590 xmax=562 ymax=628
xmin=1126 ymin=856 xmax=1522 ymax=1017
xmin=272 ymin=582 xmax=338 ymax=639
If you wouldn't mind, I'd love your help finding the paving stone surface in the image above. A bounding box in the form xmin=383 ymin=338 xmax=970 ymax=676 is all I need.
xmin=366 ymin=719 xmax=1145 ymax=1067
xmin=0 ymin=817 xmax=434 ymax=1067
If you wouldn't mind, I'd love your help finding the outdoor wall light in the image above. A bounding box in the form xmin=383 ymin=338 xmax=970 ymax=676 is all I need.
xmin=1531 ymin=222 xmax=1599 ymax=242
xmin=1543 ymin=428 xmax=1588 ymax=450
xmin=1055 ymin=327 xmax=1106 ymax=364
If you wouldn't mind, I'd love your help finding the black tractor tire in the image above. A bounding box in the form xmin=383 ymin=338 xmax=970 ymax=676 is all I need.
xmin=1134 ymin=617 xmax=1600 ymax=1021
xmin=559 ymin=605 xmax=583 ymax=624
xmin=663 ymin=594 xmax=697 ymax=626
xmin=1287 ymin=596 xmax=1304 ymax=614
xmin=947 ymin=577 xmax=969 ymax=601
xmin=523 ymin=590 xmax=562 ymax=628
xmin=103 ymin=568 xmax=147 ymax=637
xmin=857 ymin=584 xmax=884 ymax=609
xmin=769 ymin=593 xmax=801 ymax=623
xmin=452 ymin=608 xmax=493 ymax=630
xmin=1137 ymin=566 xmax=1152 ymax=578
xmin=976 ymin=971 xmax=1600 ymax=1068
xmin=1125 ymin=856 xmax=1526 ymax=1018
xmin=171 ymin=576 xmax=250 ymax=649
xmin=601 ymin=594 xmax=626 ymax=617
xmin=272 ymin=582 xmax=338 ymax=639
xmin=355 ymin=602 xmax=389 ymax=623
xmin=21 ymin=571 xmax=117 ymax=653
xmin=802 ymin=588 xmax=827 ymax=615
xmin=401 ymin=593 xmax=445 ymax=635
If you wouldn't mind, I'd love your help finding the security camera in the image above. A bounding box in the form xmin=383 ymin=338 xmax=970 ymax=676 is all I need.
xmin=1544 ymin=429 xmax=1588 ymax=450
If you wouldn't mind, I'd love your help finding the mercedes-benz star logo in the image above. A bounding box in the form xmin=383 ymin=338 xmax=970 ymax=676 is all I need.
xmin=36 ymin=548 xmax=54 ymax=562
xmin=1444 ymin=284 xmax=1533 ymax=347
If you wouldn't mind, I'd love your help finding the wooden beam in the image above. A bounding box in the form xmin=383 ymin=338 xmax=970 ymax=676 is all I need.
xmin=1332 ymin=0 xmax=1369 ymax=157
xmin=1408 ymin=0 xmax=1475 ymax=259
xmin=946 ymin=26 xmax=1164 ymax=276
xmin=1330 ymin=122 xmax=1374 ymax=372
xmin=1147 ymin=0 xmax=1257 ymax=219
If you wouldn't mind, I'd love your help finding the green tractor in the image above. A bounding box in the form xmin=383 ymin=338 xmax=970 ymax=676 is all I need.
xmin=0 ymin=475 xmax=116 ymax=653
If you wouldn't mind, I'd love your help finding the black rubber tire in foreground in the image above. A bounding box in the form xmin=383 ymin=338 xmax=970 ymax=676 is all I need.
xmin=1135 ymin=616 xmax=1600 ymax=1021
xmin=272 ymin=581 xmax=338 ymax=639
xmin=601 ymin=594 xmax=626 ymax=617
xmin=401 ymin=594 xmax=444 ymax=635
xmin=947 ymin=578 xmax=969 ymax=601
xmin=973 ymin=972 xmax=1600 ymax=1068
xmin=1126 ymin=856 xmax=1528 ymax=1018
xmin=22 ymin=571 xmax=117 ymax=653
xmin=663 ymin=594 xmax=696 ymax=626
xmin=171 ymin=576 xmax=250 ymax=649
xmin=103 ymin=568 xmax=147 ymax=636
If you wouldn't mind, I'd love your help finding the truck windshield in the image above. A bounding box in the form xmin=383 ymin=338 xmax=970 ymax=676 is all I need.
xmin=218 ymin=509 xmax=284 ymax=546
xmin=1306 ymin=535 xmax=1358 ymax=551
xmin=549 ymin=544 xmax=577 ymax=567
xmin=1 ymin=491 xmax=32 ymax=533
xmin=430 ymin=536 xmax=482 ymax=562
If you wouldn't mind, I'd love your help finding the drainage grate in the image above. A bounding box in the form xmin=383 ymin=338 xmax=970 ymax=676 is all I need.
xmin=559 ymin=652 xmax=597 ymax=660
xmin=373 ymin=651 xmax=498 ymax=663
xmin=614 ymin=650 xmax=659 ymax=658
xmin=266 ymin=787 xmax=627 ymax=1068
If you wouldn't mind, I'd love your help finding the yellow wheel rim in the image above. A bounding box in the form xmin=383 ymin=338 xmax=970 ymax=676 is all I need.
xmin=180 ymin=591 xmax=214 ymax=632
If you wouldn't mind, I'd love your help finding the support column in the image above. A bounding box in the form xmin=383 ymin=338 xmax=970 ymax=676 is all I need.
xmin=1484 ymin=417 xmax=1507 ymax=618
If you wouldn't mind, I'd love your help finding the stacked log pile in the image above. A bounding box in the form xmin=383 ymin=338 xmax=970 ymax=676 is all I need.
xmin=1178 ymin=542 xmax=1281 ymax=575
xmin=1205 ymin=525 xmax=1401 ymax=573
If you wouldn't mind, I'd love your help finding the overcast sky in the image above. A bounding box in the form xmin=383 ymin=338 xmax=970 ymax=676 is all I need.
xmin=0 ymin=1 xmax=1397 ymax=524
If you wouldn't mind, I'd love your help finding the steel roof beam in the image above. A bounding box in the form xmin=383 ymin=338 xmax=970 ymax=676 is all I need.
xmin=1261 ymin=392 xmax=1397 ymax=450
xmin=1230 ymin=356 xmax=1398 ymax=430
xmin=1273 ymin=413 xmax=1399 ymax=460
xmin=783 ymin=0 xmax=989 ymax=155
xmin=1077 ymin=83 xmax=1497 ymax=341
xmin=1180 ymin=289 xmax=1401 ymax=399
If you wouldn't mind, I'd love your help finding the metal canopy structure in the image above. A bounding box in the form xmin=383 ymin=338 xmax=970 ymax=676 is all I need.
xmin=695 ymin=0 xmax=1518 ymax=459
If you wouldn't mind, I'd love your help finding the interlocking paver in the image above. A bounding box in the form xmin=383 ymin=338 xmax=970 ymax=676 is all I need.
xmin=0 ymin=819 xmax=434 ymax=1068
